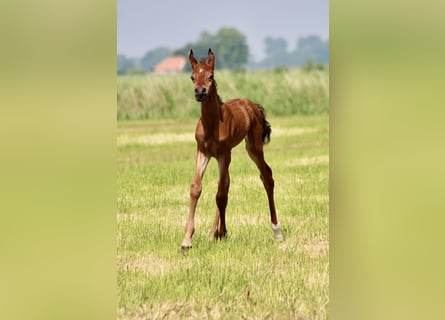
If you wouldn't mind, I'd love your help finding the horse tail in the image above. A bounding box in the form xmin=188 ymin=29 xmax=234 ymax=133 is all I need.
xmin=255 ymin=103 xmax=271 ymax=145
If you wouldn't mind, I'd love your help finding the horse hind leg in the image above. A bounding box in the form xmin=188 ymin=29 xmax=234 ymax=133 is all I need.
xmin=209 ymin=211 xmax=220 ymax=240
xmin=245 ymin=134 xmax=283 ymax=241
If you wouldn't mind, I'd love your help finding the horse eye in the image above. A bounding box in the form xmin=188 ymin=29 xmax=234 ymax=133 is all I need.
xmin=190 ymin=76 xmax=195 ymax=81
xmin=208 ymin=75 xmax=214 ymax=81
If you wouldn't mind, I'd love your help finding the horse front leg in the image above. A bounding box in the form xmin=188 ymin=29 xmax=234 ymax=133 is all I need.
xmin=209 ymin=154 xmax=231 ymax=240
xmin=181 ymin=150 xmax=210 ymax=252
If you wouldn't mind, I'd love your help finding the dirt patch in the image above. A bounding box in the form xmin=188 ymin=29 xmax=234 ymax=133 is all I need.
xmin=117 ymin=252 xmax=192 ymax=276
xmin=117 ymin=126 xmax=318 ymax=146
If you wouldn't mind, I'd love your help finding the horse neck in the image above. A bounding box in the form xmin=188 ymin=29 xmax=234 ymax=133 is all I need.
xmin=200 ymin=81 xmax=222 ymax=132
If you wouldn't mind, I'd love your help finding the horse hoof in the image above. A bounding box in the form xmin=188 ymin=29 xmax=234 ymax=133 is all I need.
xmin=181 ymin=245 xmax=192 ymax=253
xmin=217 ymin=232 xmax=227 ymax=240
xmin=274 ymin=233 xmax=284 ymax=241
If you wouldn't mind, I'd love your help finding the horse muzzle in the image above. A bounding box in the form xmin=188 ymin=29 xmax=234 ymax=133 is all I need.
xmin=195 ymin=93 xmax=207 ymax=102
xmin=194 ymin=88 xmax=207 ymax=102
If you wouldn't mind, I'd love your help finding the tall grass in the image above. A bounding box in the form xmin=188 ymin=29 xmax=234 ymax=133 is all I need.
xmin=117 ymin=68 xmax=329 ymax=121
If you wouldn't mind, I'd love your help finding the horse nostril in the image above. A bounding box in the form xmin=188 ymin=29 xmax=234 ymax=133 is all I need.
xmin=195 ymin=87 xmax=207 ymax=95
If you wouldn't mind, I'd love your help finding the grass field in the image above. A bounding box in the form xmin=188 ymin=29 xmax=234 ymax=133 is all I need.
xmin=117 ymin=114 xmax=329 ymax=319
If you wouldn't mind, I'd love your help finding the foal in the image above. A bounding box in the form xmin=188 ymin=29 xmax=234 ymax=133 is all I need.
xmin=181 ymin=49 xmax=283 ymax=251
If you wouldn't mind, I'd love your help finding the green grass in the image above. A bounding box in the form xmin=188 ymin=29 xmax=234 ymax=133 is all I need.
xmin=117 ymin=115 xmax=329 ymax=319
xmin=117 ymin=68 xmax=329 ymax=120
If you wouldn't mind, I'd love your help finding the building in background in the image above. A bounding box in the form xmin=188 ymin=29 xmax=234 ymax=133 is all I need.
xmin=153 ymin=56 xmax=186 ymax=74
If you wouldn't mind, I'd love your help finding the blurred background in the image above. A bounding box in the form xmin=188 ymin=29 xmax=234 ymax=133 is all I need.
xmin=117 ymin=0 xmax=329 ymax=121
xmin=117 ymin=0 xmax=328 ymax=74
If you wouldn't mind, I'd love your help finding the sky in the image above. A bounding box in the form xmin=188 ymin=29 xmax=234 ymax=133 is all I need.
xmin=117 ymin=0 xmax=328 ymax=61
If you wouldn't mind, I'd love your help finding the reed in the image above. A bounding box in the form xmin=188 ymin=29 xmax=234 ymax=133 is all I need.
xmin=117 ymin=68 xmax=329 ymax=121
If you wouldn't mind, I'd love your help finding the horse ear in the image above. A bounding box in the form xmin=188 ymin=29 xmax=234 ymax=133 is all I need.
xmin=207 ymin=48 xmax=215 ymax=67
xmin=188 ymin=49 xmax=198 ymax=68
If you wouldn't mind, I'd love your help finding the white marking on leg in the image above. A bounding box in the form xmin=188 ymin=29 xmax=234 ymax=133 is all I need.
xmin=271 ymin=221 xmax=283 ymax=241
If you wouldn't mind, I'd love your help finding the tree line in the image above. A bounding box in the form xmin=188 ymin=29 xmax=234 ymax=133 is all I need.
xmin=118 ymin=27 xmax=328 ymax=74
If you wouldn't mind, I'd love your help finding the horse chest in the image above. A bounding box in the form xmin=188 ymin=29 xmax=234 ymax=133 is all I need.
xmin=202 ymin=138 xmax=227 ymax=157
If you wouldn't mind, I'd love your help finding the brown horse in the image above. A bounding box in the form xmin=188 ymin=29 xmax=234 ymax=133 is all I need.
xmin=181 ymin=48 xmax=283 ymax=251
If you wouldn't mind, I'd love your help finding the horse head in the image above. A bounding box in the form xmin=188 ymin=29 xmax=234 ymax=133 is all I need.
xmin=188 ymin=48 xmax=215 ymax=102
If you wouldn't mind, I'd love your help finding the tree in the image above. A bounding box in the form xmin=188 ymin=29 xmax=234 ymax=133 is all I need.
xmin=140 ymin=47 xmax=172 ymax=71
xmin=173 ymin=27 xmax=249 ymax=70
xmin=258 ymin=37 xmax=291 ymax=68
xmin=213 ymin=28 xmax=249 ymax=69
xmin=264 ymin=37 xmax=288 ymax=57
xmin=252 ymin=35 xmax=329 ymax=69
xmin=293 ymin=35 xmax=329 ymax=65
xmin=117 ymin=54 xmax=136 ymax=74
